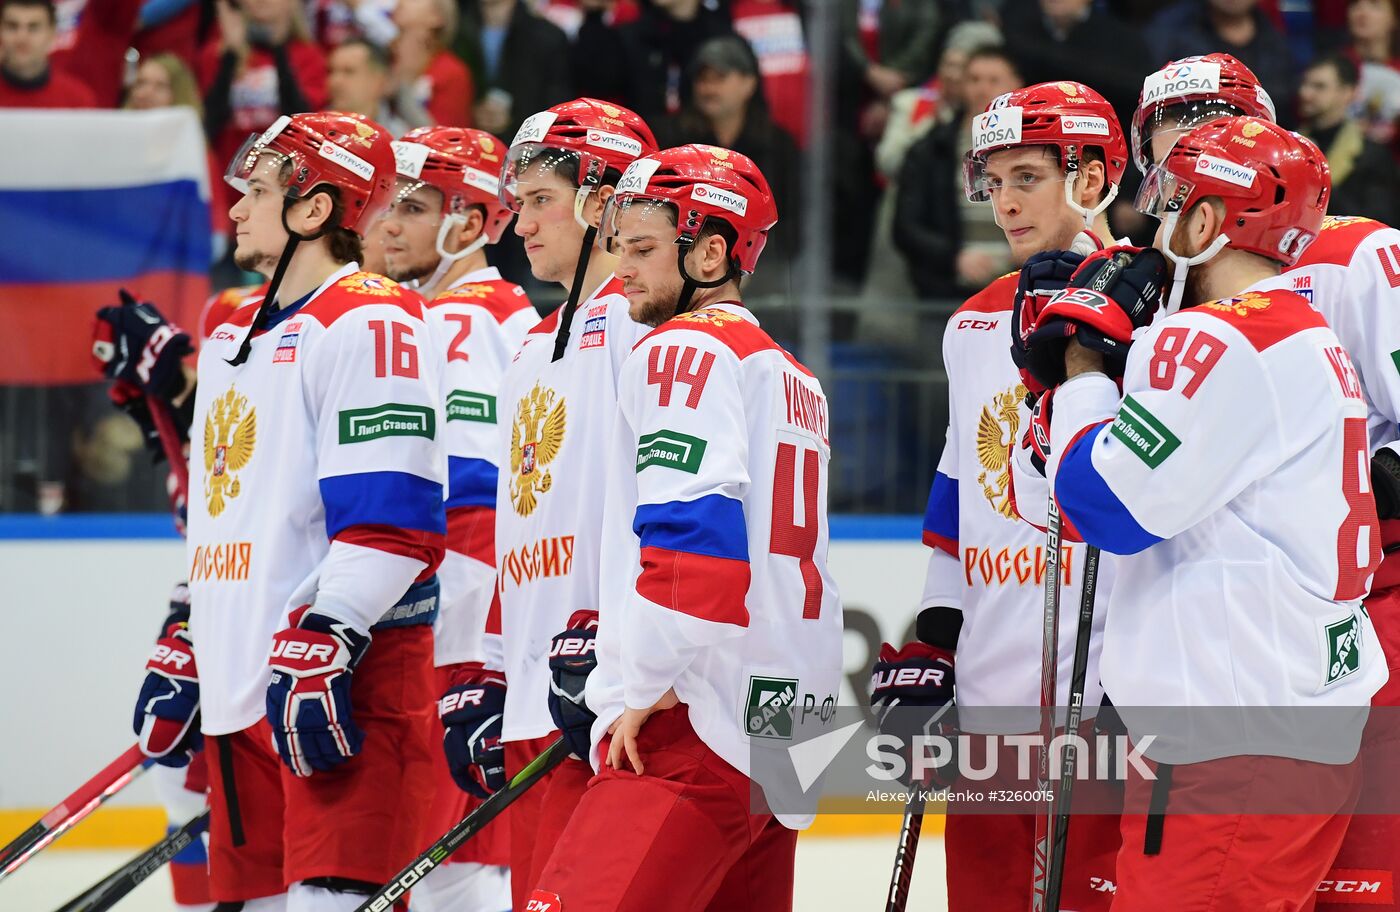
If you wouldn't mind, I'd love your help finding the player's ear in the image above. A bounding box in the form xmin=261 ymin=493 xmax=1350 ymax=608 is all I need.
xmin=586 ymin=184 xmax=616 ymax=229
xmin=1077 ymin=157 xmax=1106 ymax=208
xmin=458 ymin=207 xmax=486 ymax=248
xmin=288 ymin=188 xmax=336 ymax=237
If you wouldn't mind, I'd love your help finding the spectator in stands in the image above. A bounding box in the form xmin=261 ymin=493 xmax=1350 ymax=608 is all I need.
xmin=126 ymin=50 xmax=202 ymax=112
xmin=392 ymin=0 xmax=473 ymax=128
xmin=1342 ymin=0 xmax=1400 ymax=150
xmin=200 ymin=0 xmax=327 ymax=170
xmin=840 ymin=0 xmax=941 ymax=128
xmin=894 ymin=46 xmax=1024 ymax=299
xmin=305 ymin=0 xmax=398 ymax=51
xmin=656 ymin=34 xmax=800 ymax=275
xmin=34 ymin=0 xmax=142 ymax=107
xmin=580 ymin=0 xmax=736 ymax=124
xmin=730 ymin=0 xmax=810 ymax=145
xmin=0 ymin=0 xmax=96 ymax=107
xmin=327 ymin=36 xmax=407 ymax=133
xmin=1145 ymin=0 xmax=1297 ymax=125
xmin=570 ymin=0 xmax=632 ymax=101
xmin=1001 ymin=0 xmax=1149 ymax=130
xmin=1298 ymin=53 xmax=1397 ymax=221
xmin=134 ymin=0 xmax=202 ymax=69
xmin=455 ymin=0 xmax=571 ymax=140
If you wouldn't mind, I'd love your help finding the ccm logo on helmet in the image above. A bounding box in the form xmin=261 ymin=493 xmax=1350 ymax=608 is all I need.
xmin=871 ymin=667 xmax=946 ymax=689
xmin=1141 ymin=61 xmax=1222 ymax=106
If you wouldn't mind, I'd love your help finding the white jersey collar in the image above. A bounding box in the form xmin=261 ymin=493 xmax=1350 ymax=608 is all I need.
xmin=449 ymin=266 xmax=503 ymax=289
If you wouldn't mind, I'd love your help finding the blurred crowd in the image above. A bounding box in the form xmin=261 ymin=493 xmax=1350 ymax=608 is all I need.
xmin=1 ymin=0 xmax=1398 ymax=302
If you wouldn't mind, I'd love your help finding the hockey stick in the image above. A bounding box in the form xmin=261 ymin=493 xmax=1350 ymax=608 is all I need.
xmin=0 ymin=745 xmax=152 ymax=882
xmin=354 ymin=737 xmax=569 ymax=912
xmin=1030 ymin=499 xmax=1064 ymax=912
xmin=51 ymin=810 xmax=210 ymax=912
xmin=146 ymin=395 xmax=188 ymax=504
xmin=882 ymin=698 xmax=954 ymax=912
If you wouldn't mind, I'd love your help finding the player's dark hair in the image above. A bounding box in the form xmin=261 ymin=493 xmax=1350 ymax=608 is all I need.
xmin=1047 ymin=145 xmax=1112 ymax=204
xmin=656 ymin=202 xmax=740 ymax=276
xmin=965 ymin=46 xmax=1022 ymax=83
xmin=1 ymin=0 xmax=56 ymax=23
xmin=531 ymin=147 xmax=624 ymax=190
xmin=317 ymin=185 xmax=363 ymax=264
xmin=1307 ymin=52 xmax=1360 ymax=88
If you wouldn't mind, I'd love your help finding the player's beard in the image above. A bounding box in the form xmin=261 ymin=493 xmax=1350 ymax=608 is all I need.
xmin=384 ymin=251 xmax=441 ymax=285
xmin=234 ymin=245 xmax=280 ymax=277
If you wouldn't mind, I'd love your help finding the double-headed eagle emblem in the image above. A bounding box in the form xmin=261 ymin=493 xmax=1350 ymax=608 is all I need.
xmin=510 ymin=383 xmax=566 ymax=516
xmin=204 ymin=387 xmax=256 ymax=518
xmin=976 ymin=383 xmax=1026 ymax=518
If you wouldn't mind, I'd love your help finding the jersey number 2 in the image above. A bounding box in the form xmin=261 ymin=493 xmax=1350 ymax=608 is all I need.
xmin=771 ymin=442 xmax=823 ymax=620
xmin=1336 ymin=417 xmax=1381 ymax=600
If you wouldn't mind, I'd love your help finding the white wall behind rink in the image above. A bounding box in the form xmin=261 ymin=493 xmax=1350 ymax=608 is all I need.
xmin=0 ymin=524 xmax=929 ymax=807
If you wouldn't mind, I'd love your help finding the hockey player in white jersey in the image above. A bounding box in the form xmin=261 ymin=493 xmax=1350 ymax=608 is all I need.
xmin=1131 ymin=54 xmax=1400 ymax=909
xmin=131 ymin=111 xmax=449 ymax=912
xmin=869 ymin=80 xmax=1129 ymax=912
xmin=380 ymin=125 xmax=536 ymax=912
xmin=489 ymin=97 xmax=657 ymax=911
xmin=526 ymin=143 xmax=842 ymax=912
xmin=1021 ymin=117 xmax=1386 ymax=910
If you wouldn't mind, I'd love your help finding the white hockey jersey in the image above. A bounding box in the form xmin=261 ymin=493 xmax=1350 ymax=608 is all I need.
xmin=1047 ymin=285 xmax=1387 ymax=762
xmin=587 ymin=303 xmax=844 ymax=826
xmin=494 ymin=275 xmax=649 ymax=742
xmin=424 ymin=267 xmax=536 ymax=669
xmin=188 ymin=265 xmax=447 ymax=736
xmin=925 ymin=273 xmax=1111 ymax=733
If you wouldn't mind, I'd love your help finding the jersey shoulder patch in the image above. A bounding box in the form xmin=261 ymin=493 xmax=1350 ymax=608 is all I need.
xmin=301 ymin=272 xmax=425 ymax=328
xmin=431 ymin=281 xmax=534 ymax=323
xmin=953 ymin=271 xmax=1018 ymax=317
xmin=1295 ymin=216 xmax=1387 ymax=267
xmin=1194 ymin=288 xmax=1327 ymax=351
xmin=641 ymin=308 xmax=814 ymax=377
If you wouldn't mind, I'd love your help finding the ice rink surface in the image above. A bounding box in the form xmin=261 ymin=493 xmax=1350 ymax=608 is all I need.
xmin=1 ymin=834 xmax=951 ymax=911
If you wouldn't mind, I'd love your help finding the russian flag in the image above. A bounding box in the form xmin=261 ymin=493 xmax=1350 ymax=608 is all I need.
xmin=0 ymin=109 xmax=211 ymax=385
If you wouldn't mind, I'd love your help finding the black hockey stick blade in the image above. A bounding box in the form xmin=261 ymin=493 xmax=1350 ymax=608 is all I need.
xmin=355 ymin=737 xmax=570 ymax=912
xmin=52 ymin=809 xmax=210 ymax=912
xmin=884 ymin=789 xmax=927 ymax=912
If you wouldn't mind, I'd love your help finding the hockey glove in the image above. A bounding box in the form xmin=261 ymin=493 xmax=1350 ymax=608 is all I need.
xmin=870 ymin=641 xmax=957 ymax=788
xmin=266 ymin=607 xmax=370 ymax=777
xmin=439 ymin=662 xmax=507 ymax=798
xmin=1021 ymin=387 xmax=1055 ymax=478
xmin=133 ymin=608 xmax=202 ymax=768
xmin=548 ymin=610 xmax=600 ymax=762
xmin=1010 ymin=250 xmax=1086 ymax=396
xmin=93 ymin=290 xmax=193 ymax=401
xmin=1023 ymin=246 xmax=1168 ymax=389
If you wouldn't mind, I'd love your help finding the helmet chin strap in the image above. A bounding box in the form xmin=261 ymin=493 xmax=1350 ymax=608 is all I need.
xmin=1063 ymin=168 xmax=1120 ymax=228
xmin=674 ymin=242 xmax=737 ymax=317
xmin=1159 ymin=208 xmax=1230 ymax=314
xmin=417 ymin=214 xmax=487 ymax=298
xmin=551 ymin=185 xmax=600 ymax=362
xmin=228 ymin=194 xmax=329 ymax=367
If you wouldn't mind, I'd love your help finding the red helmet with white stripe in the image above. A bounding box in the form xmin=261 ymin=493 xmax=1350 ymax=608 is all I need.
xmin=601 ymin=144 xmax=778 ymax=275
xmin=963 ymin=81 xmax=1128 ymax=222
xmin=500 ymin=98 xmax=658 ymax=212
xmin=1131 ymin=54 xmax=1277 ymax=173
xmin=224 ymin=112 xmax=396 ymax=235
xmin=392 ymin=126 xmax=514 ymax=244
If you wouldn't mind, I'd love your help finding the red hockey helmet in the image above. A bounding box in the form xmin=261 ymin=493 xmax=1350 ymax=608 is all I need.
xmin=224 ymin=112 xmax=396 ymax=235
xmin=392 ymin=126 xmax=514 ymax=244
xmin=500 ymin=97 xmax=658 ymax=213
xmin=1137 ymin=116 xmax=1329 ymax=266
xmin=963 ymin=81 xmax=1128 ymax=221
xmin=1131 ymin=54 xmax=1277 ymax=173
xmin=600 ymin=144 xmax=778 ymax=275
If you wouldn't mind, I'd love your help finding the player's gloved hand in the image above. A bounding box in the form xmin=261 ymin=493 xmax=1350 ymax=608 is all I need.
xmin=266 ymin=607 xmax=370 ymax=777
xmin=548 ymin=610 xmax=600 ymax=762
xmin=1023 ymin=246 xmax=1168 ymax=388
xmin=1021 ymin=387 xmax=1055 ymax=478
xmin=92 ymin=290 xmax=193 ymax=400
xmin=439 ymin=662 xmax=507 ymax=798
xmin=870 ymin=641 xmax=957 ymax=788
xmin=133 ymin=610 xmax=202 ymax=768
xmin=1010 ymin=250 xmax=1086 ymax=395
xmin=1372 ymin=448 xmax=1400 ymax=521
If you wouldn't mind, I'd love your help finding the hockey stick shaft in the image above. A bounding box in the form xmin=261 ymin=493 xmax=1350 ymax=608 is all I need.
xmin=146 ymin=395 xmax=188 ymax=504
xmin=52 ymin=810 xmax=210 ymax=912
xmin=355 ymin=737 xmax=569 ymax=912
xmin=0 ymin=745 xmax=150 ymax=880
xmin=884 ymin=790 xmax=926 ymax=912
xmin=1046 ymin=544 xmax=1102 ymax=909
xmin=1031 ymin=498 xmax=1063 ymax=912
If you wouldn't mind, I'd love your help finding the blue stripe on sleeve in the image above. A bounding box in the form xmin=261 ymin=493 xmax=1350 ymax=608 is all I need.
xmin=320 ymin=471 xmax=447 ymax=539
xmin=1054 ymin=425 xmax=1163 ymax=555
xmin=922 ymin=472 xmax=959 ymax=539
xmin=634 ymin=494 xmax=749 ymax=562
xmin=446 ymin=456 xmax=498 ymax=509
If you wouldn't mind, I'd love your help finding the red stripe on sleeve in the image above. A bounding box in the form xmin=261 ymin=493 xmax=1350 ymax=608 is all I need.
xmin=335 ymin=524 xmax=445 ymax=579
xmin=636 ymin=545 xmax=751 ymax=627
xmin=922 ymin=529 xmax=958 ymax=556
